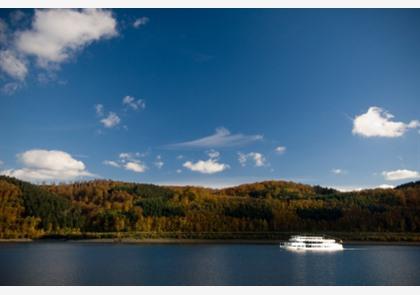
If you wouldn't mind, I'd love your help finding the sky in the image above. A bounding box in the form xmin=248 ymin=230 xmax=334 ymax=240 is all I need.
xmin=0 ymin=9 xmax=419 ymax=190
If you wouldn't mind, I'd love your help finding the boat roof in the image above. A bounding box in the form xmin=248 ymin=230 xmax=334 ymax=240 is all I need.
xmin=291 ymin=235 xmax=325 ymax=239
xmin=290 ymin=235 xmax=337 ymax=241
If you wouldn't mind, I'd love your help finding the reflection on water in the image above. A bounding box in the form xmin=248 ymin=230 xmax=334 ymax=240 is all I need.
xmin=354 ymin=246 xmax=420 ymax=285
xmin=290 ymin=250 xmax=340 ymax=285
xmin=0 ymin=242 xmax=419 ymax=285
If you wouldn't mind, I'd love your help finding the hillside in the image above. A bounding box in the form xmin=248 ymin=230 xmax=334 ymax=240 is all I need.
xmin=0 ymin=176 xmax=419 ymax=240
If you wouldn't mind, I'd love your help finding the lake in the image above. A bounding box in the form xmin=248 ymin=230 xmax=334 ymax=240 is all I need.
xmin=0 ymin=242 xmax=419 ymax=285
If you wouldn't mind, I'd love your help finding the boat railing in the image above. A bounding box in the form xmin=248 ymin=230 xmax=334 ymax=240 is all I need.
xmin=289 ymin=235 xmax=338 ymax=243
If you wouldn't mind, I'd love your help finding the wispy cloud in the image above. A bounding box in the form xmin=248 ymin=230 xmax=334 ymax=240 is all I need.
xmin=122 ymin=95 xmax=145 ymax=110
xmin=95 ymin=104 xmax=104 ymax=116
xmin=166 ymin=127 xmax=263 ymax=149
xmin=100 ymin=112 xmax=120 ymax=128
xmin=119 ymin=152 xmax=146 ymax=161
xmin=154 ymin=155 xmax=164 ymax=169
xmin=274 ymin=146 xmax=286 ymax=154
xmin=0 ymin=50 xmax=28 ymax=80
xmin=133 ymin=17 xmax=149 ymax=28
xmin=331 ymin=168 xmax=346 ymax=175
xmin=382 ymin=169 xmax=419 ymax=181
xmin=95 ymin=95 xmax=145 ymax=130
xmin=207 ymin=149 xmax=220 ymax=159
xmin=1 ymin=82 xmax=20 ymax=95
xmin=103 ymin=160 xmax=120 ymax=168
xmin=103 ymin=152 xmax=147 ymax=173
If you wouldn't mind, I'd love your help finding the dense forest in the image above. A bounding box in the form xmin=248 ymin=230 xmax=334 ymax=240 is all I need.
xmin=0 ymin=175 xmax=419 ymax=241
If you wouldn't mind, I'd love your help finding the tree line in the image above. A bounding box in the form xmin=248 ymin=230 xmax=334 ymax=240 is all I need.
xmin=0 ymin=176 xmax=419 ymax=240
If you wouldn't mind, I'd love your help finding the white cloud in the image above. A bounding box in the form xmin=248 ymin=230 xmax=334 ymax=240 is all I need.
xmin=378 ymin=184 xmax=395 ymax=189
xmin=154 ymin=155 xmax=164 ymax=169
xmin=251 ymin=153 xmax=266 ymax=167
xmin=331 ymin=168 xmax=346 ymax=175
xmin=182 ymin=150 xmax=229 ymax=174
xmin=183 ymin=158 xmax=229 ymax=174
xmin=122 ymin=95 xmax=145 ymax=110
xmin=176 ymin=169 xmax=182 ymax=173
xmin=19 ymin=149 xmax=84 ymax=170
xmin=103 ymin=160 xmax=120 ymax=168
xmin=332 ymin=186 xmax=365 ymax=192
xmin=124 ymin=161 xmax=146 ymax=173
xmin=274 ymin=146 xmax=286 ymax=154
xmin=352 ymin=106 xmax=419 ymax=138
xmin=238 ymin=152 xmax=266 ymax=167
xmin=166 ymin=127 xmax=263 ymax=149
xmin=15 ymin=9 xmax=117 ymax=67
xmin=100 ymin=112 xmax=120 ymax=128
xmin=0 ymin=9 xmax=118 ymax=93
xmin=382 ymin=169 xmax=420 ymax=181
xmin=95 ymin=104 xmax=104 ymax=116
xmin=0 ymin=160 xmax=3 ymax=165
xmin=0 ymin=149 xmax=93 ymax=182
xmin=0 ymin=50 xmax=28 ymax=80
xmin=133 ymin=17 xmax=149 ymax=28
xmin=408 ymin=121 xmax=420 ymax=128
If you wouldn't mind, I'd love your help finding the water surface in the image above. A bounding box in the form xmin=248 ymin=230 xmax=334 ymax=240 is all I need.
xmin=0 ymin=242 xmax=419 ymax=285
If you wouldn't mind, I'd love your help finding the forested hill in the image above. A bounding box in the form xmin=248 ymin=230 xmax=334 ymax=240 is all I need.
xmin=0 ymin=175 xmax=419 ymax=240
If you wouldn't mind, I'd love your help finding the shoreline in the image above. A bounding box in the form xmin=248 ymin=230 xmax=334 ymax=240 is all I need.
xmin=73 ymin=239 xmax=420 ymax=246
xmin=0 ymin=238 xmax=33 ymax=243
xmin=1 ymin=238 xmax=420 ymax=246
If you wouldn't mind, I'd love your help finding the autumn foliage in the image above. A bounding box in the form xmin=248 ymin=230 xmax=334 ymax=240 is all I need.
xmin=0 ymin=176 xmax=419 ymax=239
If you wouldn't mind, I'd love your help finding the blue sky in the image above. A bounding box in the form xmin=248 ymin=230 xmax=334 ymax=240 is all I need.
xmin=0 ymin=9 xmax=419 ymax=190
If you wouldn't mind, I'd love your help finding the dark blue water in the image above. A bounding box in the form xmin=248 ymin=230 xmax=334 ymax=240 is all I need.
xmin=0 ymin=242 xmax=419 ymax=285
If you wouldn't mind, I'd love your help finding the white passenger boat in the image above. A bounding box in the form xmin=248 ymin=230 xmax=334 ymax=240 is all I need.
xmin=280 ymin=235 xmax=343 ymax=251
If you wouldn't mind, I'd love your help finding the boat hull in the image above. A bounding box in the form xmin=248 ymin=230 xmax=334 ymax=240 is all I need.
xmin=280 ymin=243 xmax=343 ymax=251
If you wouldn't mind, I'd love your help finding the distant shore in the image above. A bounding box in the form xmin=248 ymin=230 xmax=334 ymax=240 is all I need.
xmin=1 ymin=237 xmax=420 ymax=246
xmin=72 ymin=238 xmax=420 ymax=246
